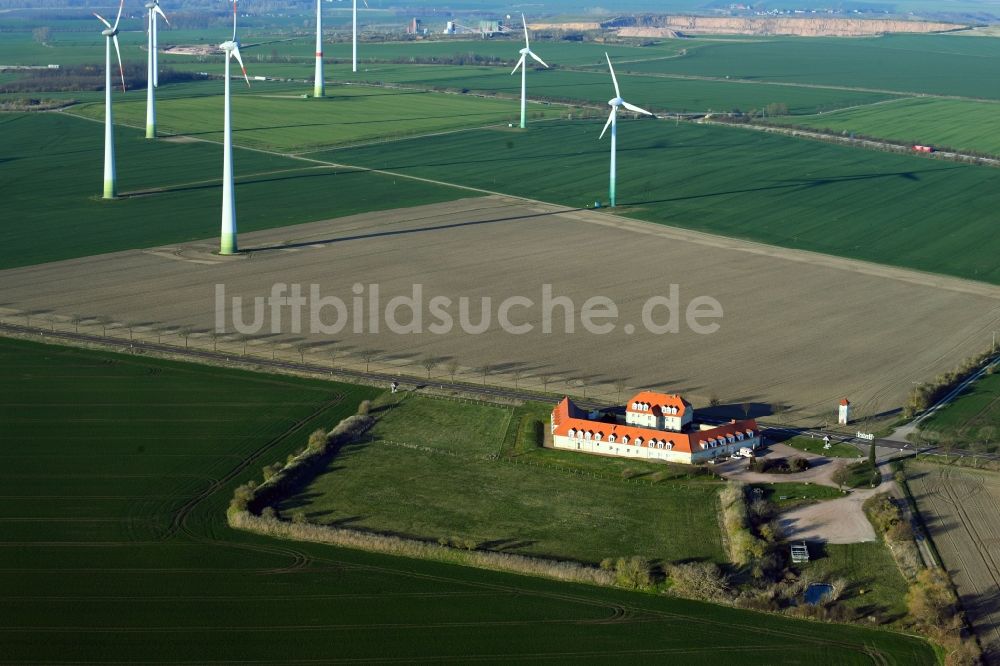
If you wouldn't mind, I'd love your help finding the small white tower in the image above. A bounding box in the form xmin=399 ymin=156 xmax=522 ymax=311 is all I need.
xmin=838 ymin=399 xmax=850 ymax=426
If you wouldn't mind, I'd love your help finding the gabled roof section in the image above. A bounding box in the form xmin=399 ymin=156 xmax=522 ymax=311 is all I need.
xmin=626 ymin=391 xmax=691 ymax=417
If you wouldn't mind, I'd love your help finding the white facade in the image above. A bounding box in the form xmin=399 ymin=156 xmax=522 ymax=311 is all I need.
xmin=838 ymin=400 xmax=850 ymax=425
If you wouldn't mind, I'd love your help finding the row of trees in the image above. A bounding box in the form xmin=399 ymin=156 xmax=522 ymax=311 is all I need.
xmin=905 ymin=349 xmax=996 ymax=419
xmin=0 ymin=64 xmax=205 ymax=93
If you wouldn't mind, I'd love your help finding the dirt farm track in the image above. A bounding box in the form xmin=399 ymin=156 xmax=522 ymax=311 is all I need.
xmin=1 ymin=196 xmax=998 ymax=421
xmin=908 ymin=463 xmax=1000 ymax=661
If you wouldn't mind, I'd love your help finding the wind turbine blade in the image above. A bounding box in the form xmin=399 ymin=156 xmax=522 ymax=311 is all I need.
xmin=94 ymin=12 xmax=112 ymax=29
xmin=606 ymin=52 xmax=620 ymax=99
xmin=363 ymin=0 xmax=368 ymax=7
xmin=232 ymin=1 xmax=238 ymax=42
xmin=511 ymin=54 xmax=524 ymax=75
xmin=528 ymin=50 xmax=548 ymax=68
xmin=621 ymin=100 xmax=653 ymax=116
xmin=112 ymin=0 xmax=124 ymax=30
xmin=522 ymin=13 xmax=529 ymax=48
xmin=231 ymin=45 xmax=250 ymax=87
xmin=599 ymin=109 xmax=615 ymax=140
xmin=153 ymin=5 xmax=169 ymax=24
xmin=112 ymin=34 xmax=126 ymax=91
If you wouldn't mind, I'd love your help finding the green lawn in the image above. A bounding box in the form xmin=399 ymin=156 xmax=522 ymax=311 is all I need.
xmin=0 ymin=336 xmax=936 ymax=664
xmin=782 ymin=436 xmax=864 ymax=459
xmin=839 ymin=461 xmax=882 ymax=489
xmin=283 ymin=394 xmax=726 ymax=564
xmin=774 ymin=97 xmax=1000 ymax=157
xmin=802 ymin=542 xmax=911 ymax=622
xmin=752 ymin=482 xmax=845 ymax=509
xmin=918 ymin=365 xmax=1000 ymax=450
xmin=326 ymin=118 xmax=1000 ymax=284
xmin=67 ymin=80 xmax=564 ymax=152
xmin=0 ymin=112 xmax=470 ymax=269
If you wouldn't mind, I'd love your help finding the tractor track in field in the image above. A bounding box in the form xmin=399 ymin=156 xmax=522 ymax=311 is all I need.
xmin=2 ymin=329 xmax=917 ymax=663
xmin=910 ymin=464 xmax=1000 ymax=658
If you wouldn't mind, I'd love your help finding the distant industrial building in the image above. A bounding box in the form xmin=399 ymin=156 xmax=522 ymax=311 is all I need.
xmin=551 ymin=391 xmax=761 ymax=464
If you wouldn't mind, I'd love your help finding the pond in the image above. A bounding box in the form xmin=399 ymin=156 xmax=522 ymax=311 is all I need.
xmin=804 ymin=583 xmax=834 ymax=605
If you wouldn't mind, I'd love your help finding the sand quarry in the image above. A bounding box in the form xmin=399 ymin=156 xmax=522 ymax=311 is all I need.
xmin=2 ymin=195 xmax=998 ymax=423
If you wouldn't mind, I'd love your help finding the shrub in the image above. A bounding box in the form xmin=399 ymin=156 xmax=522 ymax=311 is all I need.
xmin=614 ymin=556 xmax=653 ymax=590
xmin=357 ymin=399 xmax=372 ymax=416
xmin=306 ymin=428 xmax=328 ymax=451
xmin=228 ymin=511 xmax=615 ymax=587
xmin=668 ymin=561 xmax=729 ymax=601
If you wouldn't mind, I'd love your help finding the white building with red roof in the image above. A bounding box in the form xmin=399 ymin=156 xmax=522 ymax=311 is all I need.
xmin=551 ymin=392 xmax=761 ymax=465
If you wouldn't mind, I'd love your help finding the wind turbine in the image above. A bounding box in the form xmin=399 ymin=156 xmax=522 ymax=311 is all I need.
xmin=219 ymin=0 xmax=251 ymax=255
xmin=352 ymin=0 xmax=367 ymax=73
xmin=94 ymin=0 xmax=126 ymax=200
xmin=145 ymin=0 xmax=169 ymax=138
xmin=510 ymin=13 xmax=547 ymax=130
xmin=313 ymin=0 xmax=324 ymax=97
xmin=599 ymin=53 xmax=653 ymax=208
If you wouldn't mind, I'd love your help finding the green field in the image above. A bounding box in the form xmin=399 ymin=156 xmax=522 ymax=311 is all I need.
xmin=326 ymin=118 xmax=1000 ymax=283
xmin=803 ymin=542 xmax=911 ymax=620
xmin=918 ymin=365 xmax=1000 ymax=451
xmin=752 ymin=482 xmax=845 ymax=508
xmin=617 ymin=34 xmax=1000 ymax=100
xmin=67 ymin=80 xmax=563 ymax=152
xmin=0 ymin=112 xmax=470 ymax=269
xmin=782 ymin=436 xmax=864 ymax=459
xmin=0 ymin=336 xmax=937 ymax=663
xmin=282 ymin=394 xmax=726 ymax=564
xmin=334 ymin=64 xmax=896 ymax=116
xmin=775 ymin=97 xmax=1000 ymax=156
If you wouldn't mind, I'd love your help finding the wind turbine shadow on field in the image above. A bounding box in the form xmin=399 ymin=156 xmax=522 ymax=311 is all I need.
xmin=120 ymin=170 xmax=339 ymax=198
xmin=363 ymin=146 xmax=608 ymax=172
xmin=179 ymin=122 xmax=329 ymax=137
xmin=626 ymin=168 xmax=954 ymax=206
xmin=244 ymin=207 xmax=585 ymax=253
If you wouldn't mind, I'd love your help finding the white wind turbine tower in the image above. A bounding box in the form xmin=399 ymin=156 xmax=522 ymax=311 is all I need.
xmin=599 ymin=53 xmax=653 ymax=208
xmin=145 ymin=0 xmax=169 ymax=138
xmin=313 ymin=0 xmax=324 ymax=97
xmin=352 ymin=0 xmax=367 ymax=73
xmin=219 ymin=0 xmax=251 ymax=255
xmin=510 ymin=13 xmax=547 ymax=130
xmin=94 ymin=0 xmax=126 ymax=200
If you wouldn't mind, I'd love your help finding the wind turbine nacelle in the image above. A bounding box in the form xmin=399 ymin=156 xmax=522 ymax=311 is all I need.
xmin=519 ymin=47 xmax=530 ymax=55
xmin=610 ymin=97 xmax=623 ymax=107
xmin=220 ymin=40 xmax=237 ymax=52
xmin=145 ymin=1 xmax=156 ymax=8
xmin=103 ymin=28 xmax=118 ymax=37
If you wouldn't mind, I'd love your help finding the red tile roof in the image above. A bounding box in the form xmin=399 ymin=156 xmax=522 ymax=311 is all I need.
xmin=625 ymin=391 xmax=691 ymax=417
xmin=552 ymin=397 xmax=757 ymax=455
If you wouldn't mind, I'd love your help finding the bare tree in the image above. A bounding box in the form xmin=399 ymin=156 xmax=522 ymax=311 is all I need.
xmin=95 ymin=315 xmax=111 ymax=337
xmin=329 ymin=345 xmax=339 ymax=369
xmin=421 ymin=356 xmax=438 ymax=379
xmin=446 ymin=359 xmax=460 ymax=382
xmin=361 ymin=350 xmax=377 ymax=373
xmin=209 ymin=331 xmax=219 ymax=352
xmin=480 ymin=363 xmax=491 ymax=386
xmin=511 ymin=367 xmax=523 ymax=390
xmin=295 ymin=342 xmax=309 ymax=364
xmin=541 ymin=374 xmax=556 ymax=393
xmin=239 ymin=334 xmax=249 ymax=356
xmin=614 ymin=377 xmax=627 ymax=403
xmin=741 ymin=401 xmax=752 ymax=419
xmin=70 ymin=314 xmax=83 ymax=333
xmin=178 ymin=326 xmax=192 ymax=349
